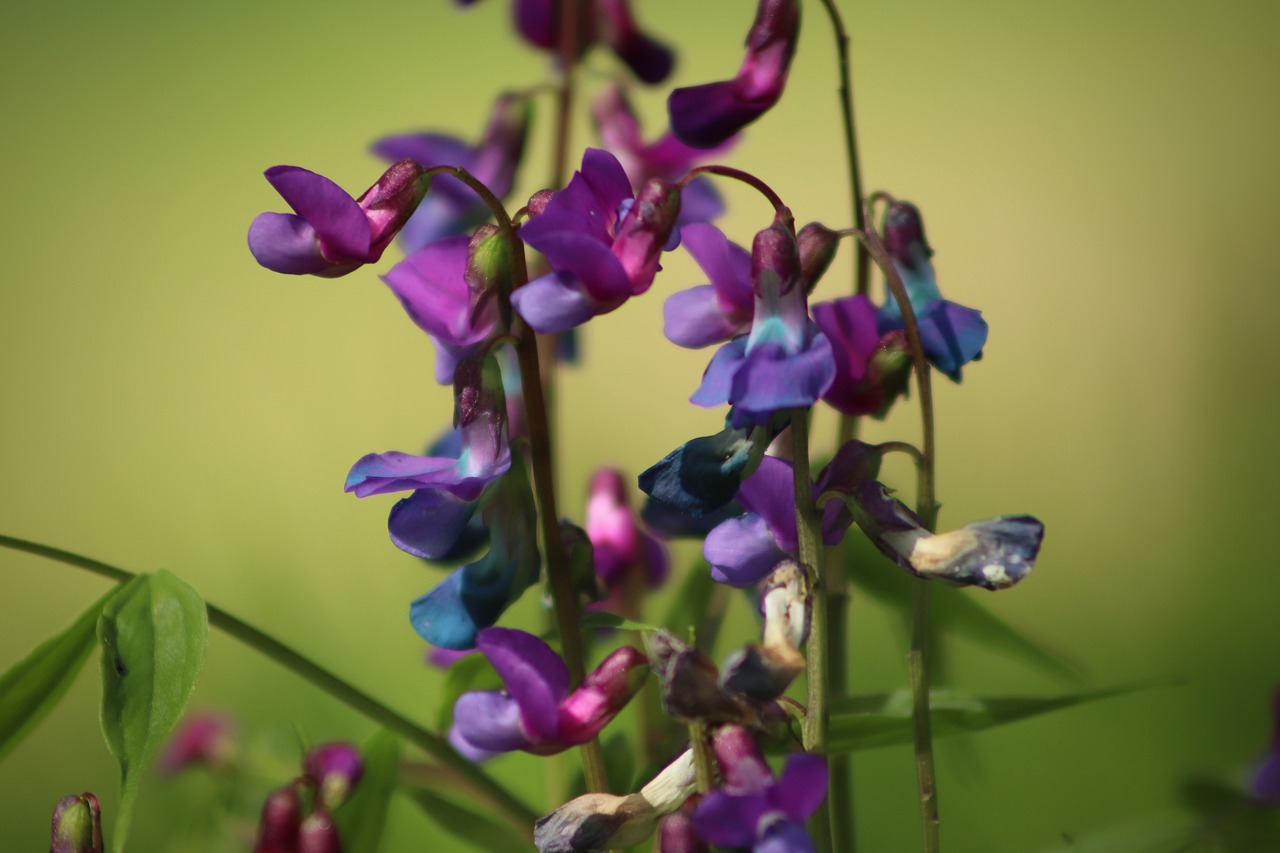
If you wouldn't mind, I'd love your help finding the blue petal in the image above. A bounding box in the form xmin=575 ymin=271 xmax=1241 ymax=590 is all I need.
xmin=756 ymin=817 xmax=817 ymax=853
xmin=690 ymin=337 xmax=748 ymax=407
xmin=915 ymin=300 xmax=987 ymax=381
xmin=387 ymin=489 xmax=478 ymax=559
xmin=409 ymin=537 xmax=538 ymax=649
xmin=638 ymin=427 xmax=756 ymax=517
xmin=451 ymin=691 xmax=533 ymax=753
xmin=727 ymin=334 xmax=836 ymax=428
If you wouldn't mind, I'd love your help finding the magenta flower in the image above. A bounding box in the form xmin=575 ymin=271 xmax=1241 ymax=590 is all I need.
xmin=450 ymin=628 xmax=648 ymax=758
xmin=593 ymin=82 xmax=733 ymax=225
xmin=693 ymin=726 xmax=827 ymax=853
xmin=585 ymin=468 xmax=668 ymax=612
xmin=689 ymin=211 xmax=835 ymax=427
xmin=513 ymin=148 xmax=680 ymax=333
xmin=304 ymin=742 xmax=363 ymax=810
xmin=663 ymin=223 xmax=754 ymax=348
xmin=373 ymin=92 xmax=531 ymax=253
xmin=668 ymin=0 xmax=799 ymax=149
xmin=156 ymin=711 xmax=237 ymax=775
xmin=811 ymin=295 xmax=912 ymax=417
xmin=248 ymin=159 xmax=430 ymax=277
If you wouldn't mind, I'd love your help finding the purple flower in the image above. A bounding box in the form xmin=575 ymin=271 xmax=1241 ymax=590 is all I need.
xmin=254 ymin=784 xmax=302 ymax=853
xmin=304 ymin=742 xmax=363 ymax=810
xmin=693 ymin=725 xmax=827 ymax=852
xmin=703 ymin=448 xmax=867 ymax=587
xmin=156 ymin=711 xmax=238 ymax=775
xmin=514 ymin=148 xmax=680 ymax=333
xmin=1250 ymin=688 xmax=1280 ymax=804
xmin=248 ymin=159 xmax=431 ymax=277
xmin=450 ymin=628 xmax=648 ymax=757
xmin=878 ymin=201 xmax=988 ymax=381
xmin=668 ymin=0 xmax=800 ymax=149
xmin=812 ymin=295 xmax=912 ymax=417
xmin=373 ymin=92 xmax=531 ymax=253
xmin=498 ymin=0 xmax=673 ymax=84
xmin=585 ymin=468 xmax=668 ymax=610
xmin=593 ymin=82 xmax=733 ymax=225
xmin=663 ymin=223 xmax=754 ymax=348
xmin=848 ymin=480 xmax=1044 ymax=590
xmin=689 ymin=211 xmax=835 ymax=428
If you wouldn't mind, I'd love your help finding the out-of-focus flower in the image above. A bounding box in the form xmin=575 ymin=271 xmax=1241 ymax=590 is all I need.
xmin=304 ymin=742 xmax=363 ymax=810
xmin=812 ymin=295 xmax=912 ymax=417
xmin=1250 ymin=688 xmax=1280 ymax=804
xmin=657 ymin=796 xmax=709 ymax=853
xmin=514 ymin=149 xmax=681 ymax=333
xmin=373 ymin=91 xmax=532 ymax=252
xmin=668 ymin=0 xmax=799 ymax=149
xmin=848 ymin=480 xmax=1044 ymax=590
xmin=585 ymin=468 xmax=668 ymax=611
xmin=156 ymin=711 xmax=237 ymax=775
xmin=248 ymin=159 xmax=430 ymax=277
xmin=51 ymin=793 xmax=102 ymax=853
xmin=253 ymin=784 xmax=302 ymax=853
xmin=690 ymin=211 xmax=834 ymax=428
xmin=534 ymin=749 xmax=697 ymax=852
xmin=298 ymin=809 xmax=341 ymax=853
xmin=877 ymin=201 xmax=987 ymax=381
xmin=451 ymin=628 xmax=648 ymax=758
xmin=593 ymin=82 xmax=732 ymax=225
xmin=693 ymin=725 xmax=827 ymax=852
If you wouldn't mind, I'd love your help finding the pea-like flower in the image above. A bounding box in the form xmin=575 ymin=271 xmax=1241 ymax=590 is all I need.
xmin=693 ymin=725 xmax=828 ymax=853
xmin=303 ymin=742 xmax=363 ymax=811
xmin=248 ymin=159 xmax=430 ymax=277
xmin=513 ymin=149 xmax=681 ymax=333
xmin=585 ymin=468 xmax=668 ymax=611
xmin=811 ymin=295 xmax=912 ymax=417
xmin=689 ymin=211 xmax=835 ymax=427
xmin=156 ymin=711 xmax=238 ymax=775
xmin=668 ymin=0 xmax=800 ymax=149
xmin=450 ymin=628 xmax=649 ymax=757
xmin=878 ymin=201 xmax=988 ymax=381
xmin=372 ymin=91 xmax=531 ymax=253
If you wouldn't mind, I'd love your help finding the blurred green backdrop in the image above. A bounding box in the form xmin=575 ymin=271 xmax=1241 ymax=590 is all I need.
xmin=3 ymin=0 xmax=1279 ymax=849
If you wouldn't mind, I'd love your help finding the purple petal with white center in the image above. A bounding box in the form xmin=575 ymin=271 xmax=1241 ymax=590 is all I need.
xmin=451 ymin=690 xmax=533 ymax=753
xmin=705 ymin=513 xmax=789 ymax=588
xmin=692 ymin=790 xmax=766 ymax=848
xmin=915 ymin=300 xmax=988 ymax=381
xmin=264 ymin=166 xmax=370 ymax=262
xmin=727 ymin=334 xmax=836 ymax=428
xmin=477 ymin=628 xmax=570 ymax=743
xmin=511 ymin=272 xmax=606 ymax=334
xmin=690 ymin=337 xmax=747 ymax=407
xmin=387 ymin=488 xmax=477 ymax=559
xmin=770 ymin=754 xmax=828 ymax=821
xmin=247 ymin=212 xmax=333 ymax=275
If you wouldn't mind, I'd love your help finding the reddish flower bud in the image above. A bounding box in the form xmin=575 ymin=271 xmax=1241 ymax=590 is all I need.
xmin=304 ymin=742 xmax=364 ymax=810
xmin=298 ymin=809 xmax=342 ymax=853
xmin=51 ymin=793 xmax=102 ymax=853
xmin=254 ymin=785 xmax=302 ymax=853
xmin=797 ymin=221 xmax=841 ymax=291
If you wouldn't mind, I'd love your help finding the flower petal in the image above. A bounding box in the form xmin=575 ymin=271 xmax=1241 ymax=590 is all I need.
xmin=382 ymin=236 xmax=484 ymax=344
xmin=387 ymin=488 xmax=478 ymax=559
xmin=770 ymin=754 xmax=828 ymax=821
xmin=664 ymin=285 xmax=744 ymax=349
xmin=264 ymin=165 xmax=370 ymax=262
xmin=690 ymin=336 xmax=748 ymax=407
xmin=344 ymin=451 xmax=459 ymax=498
xmin=705 ymin=513 xmax=789 ymax=588
xmin=477 ymin=627 xmax=570 ymax=743
xmin=247 ymin=212 xmax=333 ymax=276
xmin=511 ymin=272 xmax=606 ymax=334
xmin=915 ymin=300 xmax=988 ymax=381
xmin=692 ymin=790 xmax=765 ymax=848
xmin=451 ymin=691 xmax=533 ymax=753
xmin=727 ymin=334 xmax=836 ymax=427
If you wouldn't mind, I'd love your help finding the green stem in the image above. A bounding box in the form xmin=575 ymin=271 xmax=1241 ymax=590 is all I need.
xmin=829 ymin=415 xmax=859 ymax=852
xmin=792 ymin=409 xmax=834 ymax=853
xmin=816 ymin=0 xmax=870 ymax=296
xmin=690 ymin=720 xmax=714 ymax=794
xmin=0 ymin=534 xmax=538 ymax=839
xmin=677 ymin=165 xmax=786 ymax=213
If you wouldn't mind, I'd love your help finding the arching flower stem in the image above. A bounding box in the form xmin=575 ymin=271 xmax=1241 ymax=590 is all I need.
xmin=677 ymin=164 xmax=786 ymax=214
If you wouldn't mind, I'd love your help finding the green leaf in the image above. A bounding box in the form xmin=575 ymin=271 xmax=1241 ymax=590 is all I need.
xmin=846 ymin=535 xmax=1079 ymax=681
xmin=335 ymin=730 xmax=400 ymax=853
xmin=98 ymin=570 xmax=208 ymax=852
xmin=826 ymin=684 xmax=1154 ymax=753
xmin=433 ymin=652 xmax=502 ymax=732
xmin=580 ymin=611 xmax=659 ymax=633
xmin=0 ymin=588 xmax=117 ymax=762
xmin=403 ymin=785 xmax=529 ymax=851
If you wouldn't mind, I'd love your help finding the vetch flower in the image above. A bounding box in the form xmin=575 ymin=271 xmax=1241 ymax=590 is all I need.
xmin=535 ymin=750 xmax=696 ymax=852
xmin=645 ymin=629 xmax=755 ymax=723
xmin=373 ymin=91 xmax=531 ymax=252
xmin=593 ymin=82 xmax=732 ymax=225
xmin=693 ymin=725 xmax=828 ymax=853
xmin=847 ymin=480 xmax=1044 ymax=590
xmin=51 ymin=793 xmax=102 ymax=853
xmin=585 ymin=468 xmax=668 ymax=610
xmin=689 ymin=211 xmax=835 ymax=428
xmin=450 ymin=627 xmax=649 ymax=756
xmin=657 ymin=797 xmax=708 ymax=853
xmin=298 ymin=809 xmax=341 ymax=853
xmin=248 ymin=159 xmax=431 ymax=277
xmin=514 ymin=148 xmax=681 ymax=333
xmin=304 ymin=742 xmax=363 ymax=810
xmin=254 ymin=784 xmax=302 ymax=853
xmin=877 ymin=201 xmax=988 ymax=380
xmin=663 ymin=223 xmax=754 ymax=348
xmin=156 ymin=711 xmax=237 ymax=775
xmin=812 ymin=295 xmax=912 ymax=417
xmin=668 ymin=0 xmax=800 ymax=149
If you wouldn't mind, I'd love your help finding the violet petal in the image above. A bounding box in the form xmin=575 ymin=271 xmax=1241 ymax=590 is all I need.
xmin=477 ymin=627 xmax=571 ymax=743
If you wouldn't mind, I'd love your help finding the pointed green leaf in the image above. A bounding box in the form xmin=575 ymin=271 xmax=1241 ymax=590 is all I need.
xmin=403 ymin=785 xmax=529 ymax=851
xmin=846 ymin=535 xmax=1079 ymax=680
xmin=433 ymin=652 xmax=503 ymax=732
xmin=98 ymin=570 xmax=208 ymax=852
xmin=0 ymin=588 xmax=117 ymax=762
xmin=580 ymin=612 xmax=659 ymax=633
xmin=334 ymin=730 xmax=400 ymax=853
xmin=826 ymin=684 xmax=1155 ymax=753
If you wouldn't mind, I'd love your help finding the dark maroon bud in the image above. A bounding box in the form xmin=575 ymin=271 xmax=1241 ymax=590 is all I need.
xmin=298 ymin=809 xmax=342 ymax=853
xmin=254 ymin=784 xmax=302 ymax=853
xmin=797 ymin=222 xmax=841 ymax=291
xmin=882 ymin=201 xmax=932 ymax=270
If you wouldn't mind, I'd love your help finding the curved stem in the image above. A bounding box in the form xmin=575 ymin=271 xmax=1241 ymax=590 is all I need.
xmin=791 ymin=409 xmax=835 ymax=853
xmin=876 ymin=440 xmax=926 ymax=469
xmin=0 ymin=534 xmax=538 ymax=839
xmin=677 ymin=165 xmax=786 ymax=214
xmin=422 ymin=165 xmax=516 ymax=235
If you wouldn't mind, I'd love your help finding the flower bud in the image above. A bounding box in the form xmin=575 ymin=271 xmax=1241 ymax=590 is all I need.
xmin=254 ymin=784 xmax=302 ymax=853
xmin=710 ymin=724 xmax=770 ymax=790
xmin=559 ymin=646 xmax=651 ymax=743
xmin=882 ymin=201 xmax=932 ymax=271
xmin=645 ymin=629 xmax=752 ymax=723
xmin=356 ymin=159 xmax=432 ymax=257
xmin=304 ymin=742 xmax=364 ymax=811
xmin=760 ymin=560 xmax=810 ymax=650
xmin=465 ymin=223 xmax=516 ymax=297
xmin=298 ymin=809 xmax=342 ymax=853
xmin=51 ymin=793 xmax=102 ymax=853
xmin=797 ymin=221 xmax=841 ymax=291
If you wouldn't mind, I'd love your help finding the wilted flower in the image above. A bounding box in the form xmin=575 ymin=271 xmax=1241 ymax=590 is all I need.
xmin=450 ymin=628 xmax=648 ymax=757
xmin=720 ymin=560 xmax=809 ymax=700
xmin=638 ymin=424 xmax=766 ymax=519
xmin=248 ymin=159 xmax=430 ymax=277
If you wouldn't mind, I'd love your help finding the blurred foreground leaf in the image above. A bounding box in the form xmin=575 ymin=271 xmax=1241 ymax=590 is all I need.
xmin=826 ymin=684 xmax=1153 ymax=752
xmin=335 ymin=729 xmax=400 ymax=853
xmin=98 ymin=570 xmax=208 ymax=852
xmin=434 ymin=652 xmax=502 ymax=732
xmin=581 ymin=612 xmax=659 ymax=633
xmin=0 ymin=588 xmax=116 ymax=762
xmin=402 ymin=781 xmax=529 ymax=851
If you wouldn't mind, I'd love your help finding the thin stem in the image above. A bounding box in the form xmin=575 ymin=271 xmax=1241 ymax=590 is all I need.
xmin=690 ymin=720 xmax=715 ymax=794
xmin=677 ymin=165 xmax=786 ymax=214
xmin=551 ymin=0 xmax=581 ymax=189
xmin=829 ymin=412 xmax=859 ymax=852
xmin=816 ymin=0 xmax=870 ymax=296
xmin=854 ymin=216 xmax=941 ymax=851
xmin=0 ymin=534 xmax=538 ymax=839
xmin=876 ymin=440 xmax=926 ymax=469
xmin=791 ymin=409 xmax=834 ymax=853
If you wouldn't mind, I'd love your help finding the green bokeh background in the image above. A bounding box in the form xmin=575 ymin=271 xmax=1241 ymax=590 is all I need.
xmin=3 ymin=0 xmax=1279 ymax=849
